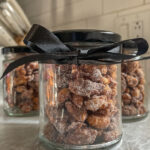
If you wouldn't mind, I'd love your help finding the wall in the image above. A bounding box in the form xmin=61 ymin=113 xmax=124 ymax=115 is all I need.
xmin=17 ymin=0 xmax=150 ymax=42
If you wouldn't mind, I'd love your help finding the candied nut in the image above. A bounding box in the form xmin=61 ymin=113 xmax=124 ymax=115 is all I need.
xmin=20 ymin=103 xmax=33 ymax=113
xmin=125 ymin=88 xmax=130 ymax=93
xmin=111 ymin=72 xmax=117 ymax=79
xmin=108 ymin=65 xmax=117 ymax=74
xmin=46 ymin=107 xmax=69 ymax=124
xmin=108 ymin=120 xmax=118 ymax=131
xmin=121 ymin=74 xmax=127 ymax=93
xmin=136 ymin=68 xmax=144 ymax=78
xmin=98 ymin=65 xmax=107 ymax=75
xmin=32 ymin=97 xmax=39 ymax=105
xmin=138 ymin=84 xmax=144 ymax=92
xmin=93 ymin=100 xmax=117 ymax=117
xmin=46 ymin=107 xmax=69 ymax=134
xmin=14 ymin=77 xmax=27 ymax=86
xmin=58 ymin=88 xmax=71 ymax=104
xmin=27 ymin=75 xmax=34 ymax=81
xmin=78 ymin=65 xmax=102 ymax=82
xmin=44 ymin=122 xmax=59 ymax=142
xmin=138 ymin=105 xmax=146 ymax=114
xmin=65 ymin=102 xmax=87 ymax=122
xmin=139 ymin=78 xmax=145 ymax=84
xmin=69 ymin=78 xmax=105 ymax=98
xmin=126 ymin=75 xmax=138 ymax=87
xmin=101 ymin=77 xmax=110 ymax=84
xmin=15 ymin=86 xmax=26 ymax=93
xmin=54 ymin=120 xmax=68 ymax=134
xmin=57 ymin=74 xmax=70 ymax=88
xmin=103 ymin=130 xmax=119 ymax=142
xmin=87 ymin=115 xmax=110 ymax=129
xmin=65 ymin=126 xmax=98 ymax=145
xmin=122 ymin=93 xmax=131 ymax=105
xmin=122 ymin=105 xmax=138 ymax=116
xmin=97 ymin=129 xmax=103 ymax=136
xmin=101 ymin=85 xmax=112 ymax=97
xmin=130 ymin=88 xmax=141 ymax=99
xmin=111 ymin=88 xmax=117 ymax=98
xmin=15 ymin=66 xmax=26 ymax=76
xmin=67 ymin=122 xmax=86 ymax=133
xmin=126 ymin=61 xmax=139 ymax=73
xmin=90 ymin=68 xmax=102 ymax=82
xmin=79 ymin=64 xmax=96 ymax=74
xmin=72 ymin=95 xmax=84 ymax=108
xmin=29 ymin=62 xmax=39 ymax=70
xmin=109 ymin=78 xmax=117 ymax=88
xmin=33 ymin=104 xmax=39 ymax=110
xmin=84 ymin=95 xmax=108 ymax=112
xmin=121 ymin=63 xmax=127 ymax=72
xmin=20 ymin=89 xmax=33 ymax=100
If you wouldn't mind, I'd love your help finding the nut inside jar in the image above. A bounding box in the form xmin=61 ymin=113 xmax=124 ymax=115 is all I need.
xmin=43 ymin=64 xmax=121 ymax=146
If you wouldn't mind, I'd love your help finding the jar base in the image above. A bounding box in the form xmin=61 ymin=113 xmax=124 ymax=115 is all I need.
xmin=3 ymin=108 xmax=39 ymax=117
xmin=123 ymin=111 xmax=148 ymax=122
xmin=39 ymin=134 xmax=122 ymax=150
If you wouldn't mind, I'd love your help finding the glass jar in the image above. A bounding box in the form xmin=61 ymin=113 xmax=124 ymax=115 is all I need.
xmin=121 ymin=58 xmax=148 ymax=120
xmin=39 ymin=30 xmax=122 ymax=149
xmin=2 ymin=46 xmax=39 ymax=116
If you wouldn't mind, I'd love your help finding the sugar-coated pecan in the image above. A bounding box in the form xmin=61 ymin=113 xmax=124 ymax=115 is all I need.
xmin=69 ymin=78 xmax=105 ymax=98
xmin=84 ymin=95 xmax=108 ymax=112
xmin=65 ymin=126 xmax=98 ymax=145
xmin=72 ymin=94 xmax=84 ymax=108
xmin=87 ymin=115 xmax=110 ymax=129
xmin=65 ymin=101 xmax=87 ymax=122
xmin=58 ymin=88 xmax=71 ymax=104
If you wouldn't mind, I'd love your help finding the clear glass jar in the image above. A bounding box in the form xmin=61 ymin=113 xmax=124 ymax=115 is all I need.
xmin=2 ymin=46 xmax=39 ymax=116
xmin=39 ymin=30 xmax=122 ymax=149
xmin=122 ymin=59 xmax=148 ymax=120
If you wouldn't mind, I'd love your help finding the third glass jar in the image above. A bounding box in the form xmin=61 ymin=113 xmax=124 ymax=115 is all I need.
xmin=121 ymin=58 xmax=148 ymax=120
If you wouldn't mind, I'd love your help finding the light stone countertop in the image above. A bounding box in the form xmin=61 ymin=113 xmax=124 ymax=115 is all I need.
xmin=0 ymin=103 xmax=150 ymax=150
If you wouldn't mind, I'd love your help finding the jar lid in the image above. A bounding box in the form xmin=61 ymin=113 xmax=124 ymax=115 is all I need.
xmin=2 ymin=46 xmax=35 ymax=54
xmin=54 ymin=29 xmax=121 ymax=43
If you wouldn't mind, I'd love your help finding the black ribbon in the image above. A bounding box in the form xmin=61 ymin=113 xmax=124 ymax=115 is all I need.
xmin=1 ymin=24 xmax=150 ymax=79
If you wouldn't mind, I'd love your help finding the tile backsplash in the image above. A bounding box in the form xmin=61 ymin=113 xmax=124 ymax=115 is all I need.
xmin=17 ymin=0 xmax=150 ymax=43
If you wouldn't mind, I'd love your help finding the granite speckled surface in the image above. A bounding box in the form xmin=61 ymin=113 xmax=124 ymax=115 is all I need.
xmin=0 ymin=105 xmax=150 ymax=150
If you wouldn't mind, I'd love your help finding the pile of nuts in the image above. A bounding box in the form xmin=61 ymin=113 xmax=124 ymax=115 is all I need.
xmin=121 ymin=61 xmax=146 ymax=117
xmin=44 ymin=64 xmax=121 ymax=145
xmin=5 ymin=62 xmax=39 ymax=113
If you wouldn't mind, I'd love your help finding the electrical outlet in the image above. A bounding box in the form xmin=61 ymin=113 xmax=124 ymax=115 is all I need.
xmin=131 ymin=21 xmax=143 ymax=38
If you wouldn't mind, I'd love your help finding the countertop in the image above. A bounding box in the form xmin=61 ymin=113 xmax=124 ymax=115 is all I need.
xmin=0 ymin=104 xmax=150 ymax=150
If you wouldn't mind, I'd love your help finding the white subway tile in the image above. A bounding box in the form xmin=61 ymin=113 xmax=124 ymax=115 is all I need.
xmin=21 ymin=0 xmax=51 ymax=18
xmin=52 ymin=20 xmax=88 ymax=31
xmin=50 ymin=0 xmax=102 ymax=26
xmin=118 ymin=4 xmax=150 ymax=16
xmin=87 ymin=13 xmax=118 ymax=32
xmin=146 ymin=0 xmax=150 ymax=3
xmin=17 ymin=0 xmax=31 ymax=6
xmin=103 ymin=0 xmax=143 ymax=14
xmin=29 ymin=12 xmax=52 ymax=29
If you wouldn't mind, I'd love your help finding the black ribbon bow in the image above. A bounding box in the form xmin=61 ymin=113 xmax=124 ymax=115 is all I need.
xmin=1 ymin=24 xmax=149 ymax=79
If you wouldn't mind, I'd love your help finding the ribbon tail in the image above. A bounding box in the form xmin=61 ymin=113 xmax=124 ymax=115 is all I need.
xmin=0 ymin=54 xmax=59 ymax=79
xmin=24 ymin=24 xmax=71 ymax=53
